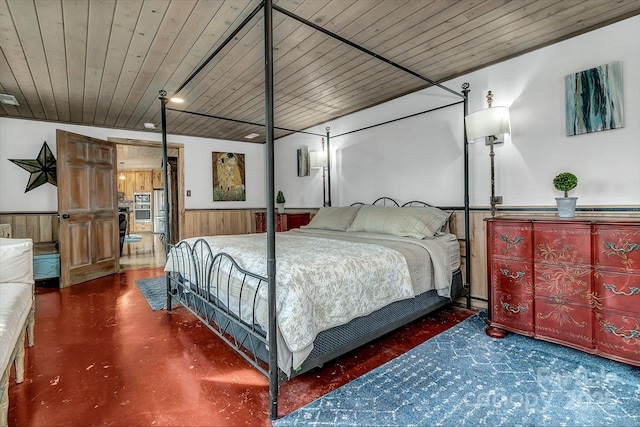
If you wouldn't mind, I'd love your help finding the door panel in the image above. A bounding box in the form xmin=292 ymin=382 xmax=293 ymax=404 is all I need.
xmin=95 ymin=219 xmax=116 ymax=261
xmin=57 ymin=130 xmax=119 ymax=287
xmin=95 ymin=168 xmax=115 ymax=209
xmin=69 ymin=222 xmax=91 ymax=266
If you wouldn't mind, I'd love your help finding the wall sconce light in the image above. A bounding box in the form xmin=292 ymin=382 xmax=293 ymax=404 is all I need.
xmin=465 ymin=90 xmax=511 ymax=217
xmin=310 ymin=137 xmax=330 ymax=207
xmin=309 ymin=150 xmax=327 ymax=169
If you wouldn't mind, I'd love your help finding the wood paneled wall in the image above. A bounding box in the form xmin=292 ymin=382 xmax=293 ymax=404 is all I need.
xmin=183 ymin=209 xmax=261 ymax=238
xmin=182 ymin=209 xmax=319 ymax=238
xmin=0 ymin=213 xmax=58 ymax=243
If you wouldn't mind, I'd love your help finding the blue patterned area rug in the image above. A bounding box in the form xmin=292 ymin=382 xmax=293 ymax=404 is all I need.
xmin=134 ymin=276 xmax=171 ymax=311
xmin=274 ymin=312 xmax=639 ymax=427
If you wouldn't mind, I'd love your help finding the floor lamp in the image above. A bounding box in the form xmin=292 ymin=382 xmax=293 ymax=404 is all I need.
xmin=465 ymin=91 xmax=511 ymax=217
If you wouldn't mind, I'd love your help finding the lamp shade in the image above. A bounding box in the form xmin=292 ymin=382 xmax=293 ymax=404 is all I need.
xmin=309 ymin=151 xmax=327 ymax=168
xmin=465 ymin=106 xmax=511 ymax=141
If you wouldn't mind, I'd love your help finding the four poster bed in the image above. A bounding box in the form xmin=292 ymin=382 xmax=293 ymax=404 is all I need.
xmin=157 ymin=1 xmax=473 ymax=420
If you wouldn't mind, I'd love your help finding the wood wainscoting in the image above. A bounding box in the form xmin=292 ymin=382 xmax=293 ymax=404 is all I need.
xmin=0 ymin=213 xmax=58 ymax=243
xmin=182 ymin=209 xmax=319 ymax=238
xmin=183 ymin=209 xmax=260 ymax=238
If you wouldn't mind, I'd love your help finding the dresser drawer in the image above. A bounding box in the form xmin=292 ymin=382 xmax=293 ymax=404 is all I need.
xmin=533 ymin=222 xmax=591 ymax=266
xmin=535 ymin=297 xmax=593 ymax=350
xmin=490 ymin=259 xmax=532 ymax=294
xmin=593 ymin=270 xmax=640 ymax=315
xmin=594 ymin=224 xmax=640 ymax=273
xmin=489 ymin=222 xmax=532 ymax=259
xmin=534 ymin=263 xmax=592 ymax=304
xmin=490 ymin=290 xmax=534 ymax=335
xmin=594 ymin=311 xmax=640 ymax=366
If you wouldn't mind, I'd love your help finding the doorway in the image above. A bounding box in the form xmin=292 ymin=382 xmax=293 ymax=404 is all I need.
xmin=110 ymin=138 xmax=184 ymax=271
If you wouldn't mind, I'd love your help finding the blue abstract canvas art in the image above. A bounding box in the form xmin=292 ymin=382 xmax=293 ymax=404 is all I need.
xmin=565 ymin=61 xmax=624 ymax=136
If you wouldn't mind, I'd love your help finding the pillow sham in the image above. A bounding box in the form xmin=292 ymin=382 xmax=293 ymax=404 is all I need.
xmin=346 ymin=205 xmax=450 ymax=239
xmin=302 ymin=206 xmax=361 ymax=231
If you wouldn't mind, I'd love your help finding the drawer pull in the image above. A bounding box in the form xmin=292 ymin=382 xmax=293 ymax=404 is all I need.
xmin=603 ymin=241 xmax=640 ymax=254
xmin=604 ymin=284 xmax=640 ymax=296
xmin=501 ymin=235 xmax=524 ymax=245
xmin=500 ymin=269 xmax=525 ymax=280
xmin=500 ymin=300 xmax=526 ymax=313
xmin=601 ymin=320 xmax=640 ymax=340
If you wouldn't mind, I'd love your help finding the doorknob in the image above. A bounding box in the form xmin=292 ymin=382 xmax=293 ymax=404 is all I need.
xmin=62 ymin=213 xmax=70 ymax=219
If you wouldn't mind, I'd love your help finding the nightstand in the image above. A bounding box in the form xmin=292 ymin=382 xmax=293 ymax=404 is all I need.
xmin=254 ymin=212 xmax=311 ymax=232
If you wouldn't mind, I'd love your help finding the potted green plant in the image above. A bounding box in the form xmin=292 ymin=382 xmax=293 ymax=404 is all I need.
xmin=276 ymin=191 xmax=286 ymax=213
xmin=553 ymin=172 xmax=578 ymax=218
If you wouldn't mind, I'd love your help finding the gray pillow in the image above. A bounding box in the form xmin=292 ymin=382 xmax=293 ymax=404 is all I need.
xmin=346 ymin=205 xmax=450 ymax=239
xmin=302 ymin=206 xmax=361 ymax=231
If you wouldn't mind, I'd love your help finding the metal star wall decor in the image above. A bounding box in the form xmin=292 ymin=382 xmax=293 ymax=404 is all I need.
xmin=9 ymin=141 xmax=57 ymax=192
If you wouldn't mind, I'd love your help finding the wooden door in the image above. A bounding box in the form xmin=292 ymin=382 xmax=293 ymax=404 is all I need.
xmin=57 ymin=130 xmax=119 ymax=287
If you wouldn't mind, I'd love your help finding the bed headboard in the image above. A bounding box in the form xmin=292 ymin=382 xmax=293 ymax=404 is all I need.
xmin=351 ymin=197 xmax=438 ymax=208
xmin=350 ymin=197 xmax=456 ymax=234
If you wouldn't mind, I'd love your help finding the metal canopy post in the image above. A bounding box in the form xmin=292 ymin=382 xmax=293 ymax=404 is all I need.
xmin=325 ymin=127 xmax=331 ymax=207
xmin=461 ymin=83 xmax=471 ymax=310
xmin=264 ymin=0 xmax=278 ymax=420
xmin=159 ymin=89 xmax=172 ymax=312
xmin=159 ymin=91 xmax=170 ymax=250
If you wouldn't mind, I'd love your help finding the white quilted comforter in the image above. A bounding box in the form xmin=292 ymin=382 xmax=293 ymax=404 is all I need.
xmin=165 ymin=230 xmax=454 ymax=375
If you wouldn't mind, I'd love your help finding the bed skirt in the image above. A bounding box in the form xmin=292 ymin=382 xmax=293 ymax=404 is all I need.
xmin=173 ymin=268 xmax=464 ymax=379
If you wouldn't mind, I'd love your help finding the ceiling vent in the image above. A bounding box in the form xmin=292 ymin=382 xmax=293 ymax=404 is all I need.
xmin=0 ymin=94 xmax=19 ymax=106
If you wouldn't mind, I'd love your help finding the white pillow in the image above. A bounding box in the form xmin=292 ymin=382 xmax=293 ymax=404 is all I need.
xmin=0 ymin=238 xmax=34 ymax=285
xmin=346 ymin=205 xmax=450 ymax=239
xmin=302 ymin=206 xmax=361 ymax=231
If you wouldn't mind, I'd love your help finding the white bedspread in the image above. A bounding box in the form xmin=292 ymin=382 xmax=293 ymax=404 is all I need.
xmin=165 ymin=230 xmax=454 ymax=375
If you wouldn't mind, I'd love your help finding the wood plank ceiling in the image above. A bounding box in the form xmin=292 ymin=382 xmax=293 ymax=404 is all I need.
xmin=2 ymin=0 xmax=639 ymax=145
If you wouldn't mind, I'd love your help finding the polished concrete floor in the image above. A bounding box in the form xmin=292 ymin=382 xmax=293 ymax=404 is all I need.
xmin=10 ymin=260 xmax=475 ymax=426
xmin=119 ymin=232 xmax=166 ymax=270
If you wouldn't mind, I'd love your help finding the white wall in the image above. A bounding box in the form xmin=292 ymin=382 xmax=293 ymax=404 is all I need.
xmin=277 ymin=16 xmax=640 ymax=208
xmin=0 ymin=118 xmax=266 ymax=212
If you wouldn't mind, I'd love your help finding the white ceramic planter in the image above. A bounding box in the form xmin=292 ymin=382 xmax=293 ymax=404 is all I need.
xmin=555 ymin=197 xmax=577 ymax=218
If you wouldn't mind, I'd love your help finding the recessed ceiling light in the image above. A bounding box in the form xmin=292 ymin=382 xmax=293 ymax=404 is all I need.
xmin=244 ymin=133 xmax=260 ymax=139
xmin=170 ymin=97 xmax=184 ymax=103
xmin=0 ymin=94 xmax=19 ymax=106
xmin=144 ymin=122 xmax=156 ymax=129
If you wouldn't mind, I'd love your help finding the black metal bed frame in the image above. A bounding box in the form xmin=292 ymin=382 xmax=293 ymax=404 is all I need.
xmin=158 ymin=1 xmax=473 ymax=419
xmin=165 ymin=198 xmax=468 ymax=418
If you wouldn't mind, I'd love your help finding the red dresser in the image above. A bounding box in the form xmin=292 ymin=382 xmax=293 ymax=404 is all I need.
xmin=486 ymin=216 xmax=640 ymax=366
